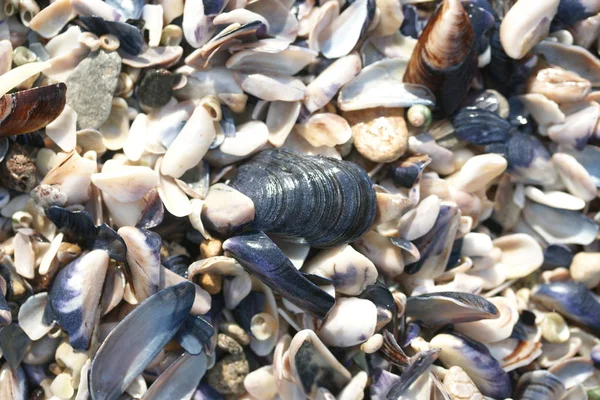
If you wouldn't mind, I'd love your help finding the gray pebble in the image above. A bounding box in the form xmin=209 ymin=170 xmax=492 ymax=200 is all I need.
xmin=206 ymin=353 xmax=249 ymax=395
xmin=66 ymin=50 xmax=121 ymax=129
xmin=219 ymin=322 xmax=250 ymax=346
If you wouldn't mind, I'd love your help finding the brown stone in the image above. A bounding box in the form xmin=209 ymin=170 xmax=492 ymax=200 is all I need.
xmin=206 ymin=354 xmax=249 ymax=395
xmin=0 ymin=143 xmax=37 ymax=192
xmin=343 ymin=107 xmax=408 ymax=163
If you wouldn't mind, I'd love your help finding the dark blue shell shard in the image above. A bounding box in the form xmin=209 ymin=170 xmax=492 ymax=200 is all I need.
xmin=93 ymin=223 xmax=127 ymax=262
xmin=45 ymin=206 xmax=97 ymax=249
xmin=175 ymin=315 xmax=214 ymax=356
xmin=543 ymin=244 xmax=573 ymax=270
xmin=233 ymin=291 xmax=265 ymax=332
xmin=386 ymin=349 xmax=440 ymax=399
xmin=0 ymin=324 xmax=31 ymax=368
xmin=163 ymin=254 xmax=191 ymax=278
xmin=505 ymin=132 xmax=551 ymax=169
xmin=228 ymin=149 xmax=377 ymax=248
xmin=515 ymin=371 xmax=566 ymax=400
xmin=223 ymin=232 xmax=335 ymax=319
xmin=463 ymin=2 xmax=495 ymax=54
xmin=220 ymin=105 xmax=236 ymax=137
xmin=553 ymin=0 xmax=595 ymax=28
xmin=204 ymin=0 xmax=228 ymax=16
xmin=445 ymin=238 xmax=464 ymax=271
xmin=79 ymin=16 xmax=145 ymax=55
xmin=453 ymin=107 xmax=511 ymax=145
xmin=0 ymin=290 xmax=10 ymax=325
xmin=106 ymin=0 xmax=144 ymax=19
xmin=532 ymin=281 xmax=600 ymax=332
xmin=136 ymin=189 xmax=164 ymax=230
xmin=400 ymin=4 xmax=423 ymax=39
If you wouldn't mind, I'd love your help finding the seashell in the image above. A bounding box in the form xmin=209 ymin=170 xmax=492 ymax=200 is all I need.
xmin=226 ymin=45 xmax=317 ymax=75
xmin=386 ymin=349 xmax=441 ymax=398
xmin=295 ymin=113 xmax=351 ymax=148
xmin=406 ymin=292 xmax=499 ymax=327
xmin=287 ymin=329 xmax=352 ymax=397
xmin=119 ymin=45 xmax=183 ymax=68
xmin=504 ymin=132 xmax=558 ymax=185
xmin=405 ymin=202 xmax=460 ymax=278
xmin=492 ymin=233 xmax=544 ymax=279
xmin=452 ymin=107 xmax=512 ymax=145
xmin=534 ymin=41 xmax=600 ymax=86
xmin=13 ymin=232 xmax=34 ymax=279
xmin=79 ymin=17 xmax=145 ymax=55
xmin=526 ymin=62 xmax=591 ymax=104
xmin=524 ymin=186 xmax=585 ymax=211
xmin=302 ymin=244 xmax=377 ymax=295
xmin=519 ymin=93 xmax=565 ymax=126
xmin=554 ymin=0 xmax=600 ymax=27
xmin=89 ymin=282 xmax=195 ymax=400
xmin=403 ymin=0 xmax=477 ymax=116
xmin=92 ymin=166 xmax=158 ymax=203
xmin=18 ymin=292 xmax=54 ymax=341
xmin=105 ymin=0 xmax=143 ymax=20
xmin=201 ymin=183 xmax=255 ymax=236
xmin=446 ymin=153 xmax=507 ymax=193
xmin=161 ymin=103 xmax=216 ymax=179
xmin=266 ymin=101 xmax=301 ymax=148
xmin=223 ymin=232 xmax=335 ymax=318
xmin=182 ymin=0 xmax=213 ymax=49
xmin=118 ymin=227 xmax=162 ymax=302
xmin=460 ymin=232 xmax=493 ymax=257
xmin=28 ymin=0 xmax=75 ymax=39
xmin=552 ymin=152 xmax=597 ymax=200
xmin=0 ymin=364 xmax=26 ymax=400
xmin=308 ymin=1 xmax=340 ymax=53
xmin=540 ymin=337 xmax=582 ymax=368
xmin=142 ymin=353 xmax=208 ymax=400
xmin=227 ymin=149 xmax=377 ymax=247
xmin=174 ymin=315 xmax=214 ymax=355
xmin=499 ymin=0 xmax=559 ymax=60
xmin=45 ymin=206 xmax=97 ymax=249
xmin=354 ymin=230 xmax=405 ymax=278
xmin=431 ymin=331 xmax=511 ymax=398
xmin=155 ymin=157 xmax=192 ymax=217
xmin=213 ymin=9 xmax=270 ymax=28
xmin=318 ymin=0 xmax=375 ymax=59
xmin=408 ymin=134 xmax=455 ymax=176
xmin=0 ymin=323 xmax=30 ymax=368
xmin=515 ymin=370 xmax=566 ymax=400
xmin=547 ymin=101 xmax=599 ymax=149
xmin=219 ymin=121 xmax=269 ymax=157
xmin=338 ymin=58 xmax=435 ymax=111
xmin=246 ymin=0 xmax=298 ymax=42
xmin=142 ymin=4 xmax=164 ymax=48
xmin=570 ymin=252 xmax=600 ymax=288
xmin=304 ymin=53 xmax=361 ymax=113
xmin=234 ymin=71 xmax=306 ymax=102
xmin=442 ymin=365 xmax=484 ymax=400
xmin=244 ymin=365 xmax=277 ymax=400
xmin=523 ymin=201 xmax=598 ymax=245
xmin=548 ymin=357 xmax=595 ymax=389
xmin=49 ymin=250 xmax=109 ymax=350
xmin=454 ymin=296 xmax=519 ymax=343
xmin=318 ymin=297 xmax=377 ymax=347
xmin=45 ymin=104 xmax=77 ymax=152
xmin=532 ymin=281 xmax=600 ymax=331
xmin=71 ymin=0 xmax=124 ymax=21
xmin=344 ymin=107 xmax=408 ymax=163
xmin=541 ymin=312 xmax=570 ymax=344
xmin=370 ymin=0 xmax=404 ymax=37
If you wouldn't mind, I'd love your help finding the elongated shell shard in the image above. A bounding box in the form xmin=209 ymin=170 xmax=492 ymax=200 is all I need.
xmin=223 ymin=232 xmax=335 ymax=319
xmin=49 ymin=249 xmax=110 ymax=350
xmin=0 ymin=83 xmax=66 ymax=137
xmin=406 ymin=292 xmax=499 ymax=327
xmin=89 ymin=282 xmax=195 ymax=400
xmin=403 ymin=0 xmax=477 ymax=116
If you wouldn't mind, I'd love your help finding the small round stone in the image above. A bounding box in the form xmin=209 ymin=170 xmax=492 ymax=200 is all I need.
xmin=407 ymin=105 xmax=432 ymax=128
xmin=570 ymin=252 xmax=600 ymax=288
xmin=200 ymin=239 xmax=223 ymax=258
xmin=200 ymin=272 xmax=222 ymax=295
xmin=206 ymin=354 xmax=249 ymax=395
xmin=220 ymin=322 xmax=251 ymax=346
xmin=343 ymin=107 xmax=408 ymax=163
xmin=217 ymin=333 xmax=244 ymax=355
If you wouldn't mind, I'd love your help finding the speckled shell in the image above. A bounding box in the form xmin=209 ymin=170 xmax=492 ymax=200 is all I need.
xmin=403 ymin=0 xmax=477 ymax=117
xmin=229 ymin=148 xmax=377 ymax=248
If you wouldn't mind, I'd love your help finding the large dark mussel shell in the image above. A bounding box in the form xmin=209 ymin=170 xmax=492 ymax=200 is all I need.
xmin=228 ymin=149 xmax=377 ymax=248
xmin=223 ymin=231 xmax=335 ymax=319
xmin=89 ymin=282 xmax=195 ymax=400
xmin=45 ymin=206 xmax=98 ymax=249
xmin=403 ymin=0 xmax=478 ymax=116
xmin=0 ymin=83 xmax=66 ymax=137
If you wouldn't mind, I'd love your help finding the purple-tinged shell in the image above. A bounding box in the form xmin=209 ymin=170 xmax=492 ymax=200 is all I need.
xmin=45 ymin=206 xmax=97 ymax=249
xmin=89 ymin=282 xmax=195 ymax=400
xmin=223 ymin=232 xmax=335 ymax=319
xmin=406 ymin=292 xmax=499 ymax=327
xmin=79 ymin=16 xmax=145 ymax=55
xmin=515 ymin=370 xmax=566 ymax=400
xmin=0 ymin=324 xmax=31 ymax=368
xmin=174 ymin=315 xmax=214 ymax=356
xmin=105 ymin=0 xmax=143 ymax=19
xmin=453 ymin=106 xmax=512 ymax=145
xmin=386 ymin=348 xmax=441 ymax=399
xmin=141 ymin=353 xmax=208 ymax=400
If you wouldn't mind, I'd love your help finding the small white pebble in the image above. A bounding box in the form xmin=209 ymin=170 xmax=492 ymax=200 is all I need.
xmin=50 ymin=373 xmax=74 ymax=400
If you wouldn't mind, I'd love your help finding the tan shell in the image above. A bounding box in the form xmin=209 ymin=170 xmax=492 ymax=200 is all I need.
xmin=343 ymin=107 xmax=407 ymax=163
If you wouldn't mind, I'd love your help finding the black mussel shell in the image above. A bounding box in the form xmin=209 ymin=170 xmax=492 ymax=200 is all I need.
xmin=45 ymin=206 xmax=98 ymax=249
xmin=228 ymin=149 xmax=377 ymax=248
xmin=453 ymin=106 xmax=512 ymax=145
xmin=463 ymin=1 xmax=495 ymax=55
xmin=386 ymin=349 xmax=441 ymax=399
xmin=233 ymin=290 xmax=265 ymax=332
xmin=93 ymin=223 xmax=127 ymax=262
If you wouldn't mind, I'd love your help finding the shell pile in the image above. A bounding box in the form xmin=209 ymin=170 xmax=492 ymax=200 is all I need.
xmin=0 ymin=0 xmax=599 ymax=399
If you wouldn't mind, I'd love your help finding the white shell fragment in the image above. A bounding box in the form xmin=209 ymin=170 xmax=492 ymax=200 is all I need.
xmin=234 ymin=72 xmax=306 ymax=102
xmin=92 ymin=166 xmax=158 ymax=202
xmin=493 ymin=233 xmax=544 ymax=279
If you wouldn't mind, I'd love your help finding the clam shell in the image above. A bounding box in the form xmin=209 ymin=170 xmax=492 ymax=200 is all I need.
xmin=454 ymin=296 xmax=519 ymax=343
xmin=318 ymin=297 xmax=377 ymax=347
xmin=534 ymin=41 xmax=600 ymax=86
xmin=523 ymin=201 xmax=598 ymax=245
xmin=524 ymin=186 xmax=585 ymax=211
xmin=92 ymin=166 xmax=158 ymax=202
xmin=515 ymin=370 xmax=566 ymax=400
xmin=552 ymin=152 xmax=598 ymax=201
xmin=266 ymin=101 xmax=301 ymax=147
xmin=29 ymin=0 xmax=76 ymax=39
xmin=492 ymin=233 xmax=544 ymax=279
xmin=226 ymin=45 xmax=317 ymax=75
xmin=18 ymin=292 xmax=54 ymax=341
xmin=234 ymin=71 xmax=306 ymax=102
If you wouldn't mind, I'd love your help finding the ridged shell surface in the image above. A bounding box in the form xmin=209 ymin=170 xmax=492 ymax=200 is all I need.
xmin=229 ymin=149 xmax=377 ymax=248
